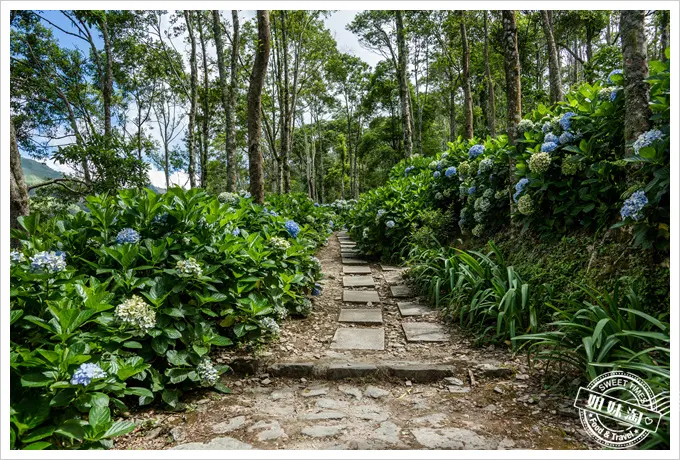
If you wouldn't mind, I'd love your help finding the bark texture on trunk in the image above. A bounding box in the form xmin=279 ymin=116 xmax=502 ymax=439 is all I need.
xmin=460 ymin=12 xmax=473 ymax=140
xmin=212 ymin=10 xmax=230 ymax=190
xmin=198 ymin=13 xmax=210 ymax=188
xmin=502 ymin=10 xmax=522 ymax=145
xmin=620 ymin=10 xmax=651 ymax=156
xmin=659 ymin=10 xmax=669 ymax=61
xmin=247 ymin=11 xmax=270 ymax=204
xmin=185 ymin=11 xmax=198 ymax=188
xmin=541 ymin=10 xmax=563 ymax=104
xmin=395 ymin=10 xmax=413 ymax=158
xmin=10 ymin=119 xmax=30 ymax=241
xmin=484 ymin=11 xmax=496 ymax=137
xmin=100 ymin=16 xmax=113 ymax=137
xmin=228 ymin=11 xmax=240 ymax=191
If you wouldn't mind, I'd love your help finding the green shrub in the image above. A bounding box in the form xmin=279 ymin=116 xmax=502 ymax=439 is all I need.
xmin=10 ymin=187 xmax=329 ymax=449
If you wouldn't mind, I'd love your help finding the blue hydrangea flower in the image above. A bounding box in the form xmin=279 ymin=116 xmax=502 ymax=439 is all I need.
xmin=620 ymin=190 xmax=648 ymax=221
xmin=405 ymin=166 xmax=415 ymax=176
xmin=314 ymin=203 xmax=319 ymax=207
xmin=70 ymin=363 xmax=107 ymax=386
xmin=152 ymin=213 xmax=168 ymax=225
xmin=436 ymin=161 xmax=444 ymax=170
xmin=116 ymin=228 xmax=140 ymax=244
xmin=607 ymin=69 xmax=623 ymax=84
xmin=541 ymin=122 xmax=551 ymax=134
xmin=329 ymin=220 xmax=334 ymax=228
xmin=559 ymin=112 xmax=576 ymax=131
xmin=559 ymin=132 xmax=574 ymax=145
xmin=445 ymin=166 xmax=457 ymax=178
xmin=433 ymin=171 xmax=441 ymax=178
xmin=10 ymin=250 xmax=25 ymax=264
xmin=468 ymin=144 xmax=485 ymax=159
xmin=386 ymin=220 xmax=395 ymax=228
xmin=544 ymin=132 xmax=559 ymax=144
xmin=468 ymin=186 xmax=477 ymax=196
xmin=541 ymin=142 xmax=558 ymax=153
xmin=232 ymin=228 xmax=240 ymax=236
xmin=311 ymin=283 xmax=322 ymax=296
xmin=610 ymin=89 xmax=618 ymax=101
xmin=269 ymin=210 xmax=279 ymax=217
xmin=30 ymin=251 xmax=67 ymax=273
xmin=633 ymin=129 xmax=664 ymax=155
xmin=285 ymin=220 xmax=300 ymax=238
xmin=441 ymin=152 xmax=449 ymax=159
xmin=513 ymin=178 xmax=530 ymax=203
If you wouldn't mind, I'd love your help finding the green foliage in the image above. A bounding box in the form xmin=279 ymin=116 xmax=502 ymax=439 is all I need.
xmin=10 ymin=187 xmax=329 ymax=449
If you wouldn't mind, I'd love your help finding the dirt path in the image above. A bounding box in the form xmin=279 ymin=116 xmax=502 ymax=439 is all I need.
xmin=115 ymin=233 xmax=593 ymax=451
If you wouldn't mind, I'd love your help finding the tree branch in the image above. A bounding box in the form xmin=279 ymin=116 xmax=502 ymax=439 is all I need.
xmin=28 ymin=177 xmax=89 ymax=193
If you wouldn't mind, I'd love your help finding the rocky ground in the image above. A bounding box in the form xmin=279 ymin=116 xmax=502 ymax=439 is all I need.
xmin=114 ymin=232 xmax=595 ymax=451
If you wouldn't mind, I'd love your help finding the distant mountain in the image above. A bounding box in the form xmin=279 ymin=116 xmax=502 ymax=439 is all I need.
xmin=20 ymin=156 xmax=166 ymax=193
xmin=21 ymin=157 xmax=62 ymax=186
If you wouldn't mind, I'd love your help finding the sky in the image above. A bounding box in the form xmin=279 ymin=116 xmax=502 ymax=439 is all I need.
xmin=21 ymin=10 xmax=385 ymax=189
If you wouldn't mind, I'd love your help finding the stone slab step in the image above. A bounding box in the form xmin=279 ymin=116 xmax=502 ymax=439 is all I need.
xmin=343 ymin=290 xmax=380 ymax=303
xmin=402 ymin=322 xmax=448 ymax=342
xmin=343 ymin=275 xmax=375 ymax=287
xmin=343 ymin=265 xmax=371 ymax=274
xmin=338 ymin=308 xmax=383 ymax=324
xmin=267 ymin=361 xmax=457 ymax=382
xmin=338 ymin=236 xmax=353 ymax=242
xmin=340 ymin=242 xmax=357 ymax=248
xmin=330 ymin=327 xmax=385 ymax=350
xmin=341 ymin=252 xmax=363 ymax=259
xmin=397 ymin=302 xmax=436 ymax=317
xmin=337 ymin=231 xmax=349 ymax=238
xmin=390 ymin=284 xmax=413 ymax=298
xmin=384 ymin=271 xmax=404 ymax=285
xmin=342 ymin=258 xmax=368 ymax=265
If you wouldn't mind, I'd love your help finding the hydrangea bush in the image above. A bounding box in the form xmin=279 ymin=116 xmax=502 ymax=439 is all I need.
xmin=10 ymin=187 xmax=332 ymax=449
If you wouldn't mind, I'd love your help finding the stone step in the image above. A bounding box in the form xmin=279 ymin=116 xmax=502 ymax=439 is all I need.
xmin=330 ymin=327 xmax=385 ymax=350
xmin=338 ymin=308 xmax=383 ymax=324
xmin=343 ymin=290 xmax=380 ymax=303
xmin=342 ymin=275 xmax=375 ymax=288
xmin=340 ymin=242 xmax=357 ymax=248
xmin=337 ymin=237 xmax=353 ymax=243
xmin=402 ymin=322 xmax=448 ymax=342
xmin=343 ymin=265 xmax=371 ymax=274
xmin=337 ymin=231 xmax=349 ymax=238
xmin=341 ymin=252 xmax=363 ymax=259
xmin=267 ymin=361 xmax=458 ymax=382
xmin=390 ymin=284 xmax=413 ymax=298
xmin=384 ymin=271 xmax=404 ymax=285
xmin=342 ymin=258 xmax=368 ymax=265
xmin=397 ymin=302 xmax=436 ymax=317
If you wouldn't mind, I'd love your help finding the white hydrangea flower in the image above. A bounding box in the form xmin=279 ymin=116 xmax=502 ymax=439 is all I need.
xmin=260 ymin=317 xmax=280 ymax=335
xmin=176 ymin=257 xmax=203 ymax=277
xmin=115 ymin=295 xmax=156 ymax=332
xmin=270 ymin=237 xmax=291 ymax=251
xmin=196 ymin=358 xmax=219 ymax=386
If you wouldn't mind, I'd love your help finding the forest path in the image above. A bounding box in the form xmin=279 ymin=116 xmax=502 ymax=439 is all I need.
xmin=115 ymin=233 xmax=592 ymax=451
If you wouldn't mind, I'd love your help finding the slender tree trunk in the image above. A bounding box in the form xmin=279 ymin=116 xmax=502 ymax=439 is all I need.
xmin=198 ymin=13 xmax=210 ymax=188
xmin=659 ymin=10 xmax=669 ymax=61
xmin=185 ymin=11 xmax=198 ymax=188
xmin=460 ymin=11 xmax=473 ymax=139
xmin=228 ymin=11 xmax=240 ymax=190
xmin=484 ymin=11 xmax=496 ymax=137
xmin=541 ymin=10 xmax=563 ymax=104
xmin=620 ymin=10 xmax=651 ymax=157
xmin=502 ymin=10 xmax=522 ymax=213
xmin=449 ymin=72 xmax=457 ymax=142
xmin=340 ymin=135 xmax=346 ymax=199
xmin=248 ymin=11 xmax=270 ymax=204
xmin=280 ymin=12 xmax=292 ymax=192
xmin=395 ymin=10 xmax=413 ymax=158
xmin=10 ymin=119 xmax=30 ymax=241
xmin=212 ymin=10 xmax=230 ymax=190
xmin=164 ymin=141 xmax=170 ymax=190
xmin=100 ymin=16 xmax=113 ymax=138
xmin=502 ymin=11 xmax=522 ymax=145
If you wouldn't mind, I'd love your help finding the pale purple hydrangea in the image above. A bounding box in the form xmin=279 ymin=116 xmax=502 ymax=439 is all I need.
xmin=116 ymin=228 xmax=140 ymax=244
xmin=620 ymin=190 xmax=648 ymax=221
xmin=70 ymin=363 xmax=107 ymax=386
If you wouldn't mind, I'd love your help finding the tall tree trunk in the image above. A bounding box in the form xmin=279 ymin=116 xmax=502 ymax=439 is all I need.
xmin=659 ymin=10 xmax=669 ymax=61
xmin=395 ymin=10 xmax=413 ymax=158
xmin=585 ymin=26 xmax=594 ymax=84
xmin=198 ymin=13 xmax=210 ymax=188
xmin=541 ymin=10 xmax=563 ymax=104
xmin=212 ymin=10 xmax=229 ymax=190
xmin=185 ymin=11 xmax=198 ymax=188
xmin=228 ymin=11 xmax=240 ymax=190
xmin=10 ymin=119 xmax=30 ymax=242
xmin=502 ymin=11 xmax=522 ymax=145
xmin=502 ymin=10 xmax=522 ymax=213
xmin=484 ymin=11 xmax=496 ymax=137
xmin=459 ymin=12 xmax=473 ymax=139
xmin=164 ymin=141 xmax=170 ymax=190
xmin=100 ymin=15 xmax=113 ymax=138
xmin=280 ymin=12 xmax=292 ymax=192
xmin=620 ymin=10 xmax=651 ymax=157
xmin=340 ymin=134 xmax=346 ymax=199
xmin=248 ymin=11 xmax=270 ymax=204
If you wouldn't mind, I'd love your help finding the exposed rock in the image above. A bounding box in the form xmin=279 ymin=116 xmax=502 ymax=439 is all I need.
xmin=365 ymin=385 xmax=390 ymax=398
xmin=302 ymin=410 xmax=346 ymax=420
xmin=373 ymin=421 xmax=401 ymax=445
xmin=475 ymin=363 xmax=513 ymax=378
xmin=411 ymin=413 xmax=449 ymax=428
xmin=301 ymin=425 xmax=345 ymax=438
xmin=352 ymin=405 xmax=390 ymax=422
xmin=339 ymin=385 xmax=362 ymax=400
xmin=411 ymin=428 xmax=498 ymax=449
xmin=316 ymin=398 xmax=349 ymax=410
xmin=169 ymin=427 xmax=185 ymax=442
xmin=212 ymin=416 xmax=247 ymax=434
xmin=172 ymin=437 xmax=252 ymax=450
xmin=444 ymin=377 xmax=464 ymax=386
xmin=301 ymin=387 xmax=328 ymax=397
